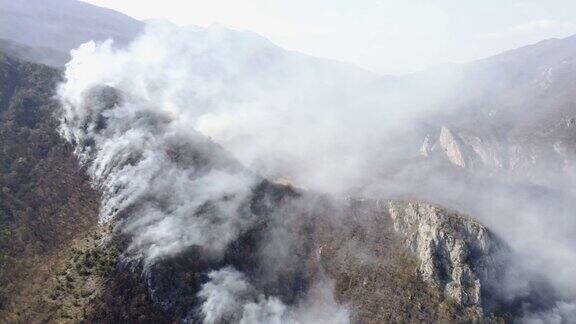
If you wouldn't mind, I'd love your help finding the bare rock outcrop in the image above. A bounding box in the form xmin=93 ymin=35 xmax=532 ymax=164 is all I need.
xmin=420 ymin=126 xmax=506 ymax=170
xmin=438 ymin=126 xmax=468 ymax=167
xmin=387 ymin=201 xmax=509 ymax=315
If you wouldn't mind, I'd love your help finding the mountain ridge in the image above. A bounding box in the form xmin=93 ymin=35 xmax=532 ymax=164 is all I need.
xmin=1 ymin=0 xmax=576 ymax=322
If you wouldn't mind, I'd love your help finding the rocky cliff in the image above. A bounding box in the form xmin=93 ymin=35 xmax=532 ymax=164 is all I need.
xmin=418 ymin=123 xmax=575 ymax=188
xmin=388 ymin=201 xmax=509 ymax=314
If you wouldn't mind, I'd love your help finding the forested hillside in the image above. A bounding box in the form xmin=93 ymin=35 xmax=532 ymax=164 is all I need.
xmin=0 ymin=53 xmax=99 ymax=317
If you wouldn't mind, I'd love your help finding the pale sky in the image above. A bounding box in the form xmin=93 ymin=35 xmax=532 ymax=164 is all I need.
xmin=83 ymin=0 xmax=576 ymax=75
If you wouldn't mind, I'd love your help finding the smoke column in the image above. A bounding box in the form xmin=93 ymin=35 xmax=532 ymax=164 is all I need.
xmin=57 ymin=21 xmax=353 ymax=323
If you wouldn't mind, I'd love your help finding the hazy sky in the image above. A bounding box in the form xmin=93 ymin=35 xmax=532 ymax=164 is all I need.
xmin=82 ymin=0 xmax=576 ymax=75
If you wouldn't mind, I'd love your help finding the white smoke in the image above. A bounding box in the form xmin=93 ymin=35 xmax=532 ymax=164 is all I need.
xmin=199 ymin=267 xmax=349 ymax=324
xmin=60 ymin=20 xmax=461 ymax=194
xmin=56 ymin=20 xmax=456 ymax=262
xmin=58 ymin=24 xmax=265 ymax=263
xmin=57 ymin=20 xmax=357 ymax=323
xmin=522 ymin=302 xmax=576 ymax=324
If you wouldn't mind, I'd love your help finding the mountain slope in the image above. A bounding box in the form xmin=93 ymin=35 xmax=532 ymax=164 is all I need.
xmin=0 ymin=0 xmax=142 ymax=63
xmin=422 ymin=34 xmax=576 ymax=180
xmin=0 ymin=38 xmax=69 ymax=67
xmin=0 ymin=50 xmax=525 ymax=322
xmin=0 ymin=52 xmax=100 ymax=317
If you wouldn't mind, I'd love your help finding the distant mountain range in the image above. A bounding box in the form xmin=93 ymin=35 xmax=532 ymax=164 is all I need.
xmin=0 ymin=0 xmax=142 ymax=65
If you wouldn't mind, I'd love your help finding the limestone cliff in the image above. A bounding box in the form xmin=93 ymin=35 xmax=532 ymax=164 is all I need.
xmin=387 ymin=201 xmax=509 ymax=315
xmin=418 ymin=123 xmax=576 ymax=189
xmin=420 ymin=125 xmax=505 ymax=170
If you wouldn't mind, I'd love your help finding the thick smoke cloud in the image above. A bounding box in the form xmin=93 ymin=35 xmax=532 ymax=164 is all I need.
xmin=57 ymin=19 xmax=576 ymax=322
xmin=59 ymin=58 xmax=258 ymax=263
xmin=199 ymin=267 xmax=348 ymax=324
xmin=59 ymin=20 xmax=461 ymax=194
xmin=57 ymin=20 xmax=356 ymax=322
xmin=57 ymin=20 xmax=458 ymax=261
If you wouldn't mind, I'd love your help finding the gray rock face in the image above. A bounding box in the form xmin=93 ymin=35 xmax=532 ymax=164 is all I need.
xmin=419 ymin=123 xmax=576 ymax=188
xmin=421 ymin=125 xmax=505 ymax=170
xmin=438 ymin=126 xmax=468 ymax=167
xmin=387 ymin=201 xmax=508 ymax=314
